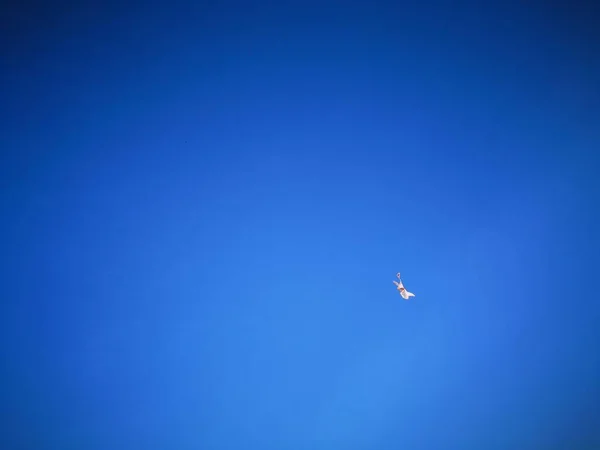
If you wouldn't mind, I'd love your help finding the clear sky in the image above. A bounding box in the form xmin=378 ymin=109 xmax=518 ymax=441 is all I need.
xmin=1 ymin=2 xmax=599 ymax=449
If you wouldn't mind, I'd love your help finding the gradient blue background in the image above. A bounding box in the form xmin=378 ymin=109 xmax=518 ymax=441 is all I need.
xmin=1 ymin=2 xmax=599 ymax=449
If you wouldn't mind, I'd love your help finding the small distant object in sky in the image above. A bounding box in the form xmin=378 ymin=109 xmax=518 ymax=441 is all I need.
xmin=393 ymin=272 xmax=415 ymax=300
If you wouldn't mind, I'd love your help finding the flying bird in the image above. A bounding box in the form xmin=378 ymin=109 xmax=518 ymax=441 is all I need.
xmin=393 ymin=272 xmax=415 ymax=300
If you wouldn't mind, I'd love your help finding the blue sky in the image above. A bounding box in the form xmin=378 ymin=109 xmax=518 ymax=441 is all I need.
xmin=1 ymin=2 xmax=599 ymax=449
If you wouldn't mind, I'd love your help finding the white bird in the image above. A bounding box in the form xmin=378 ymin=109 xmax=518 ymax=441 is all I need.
xmin=393 ymin=272 xmax=415 ymax=300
